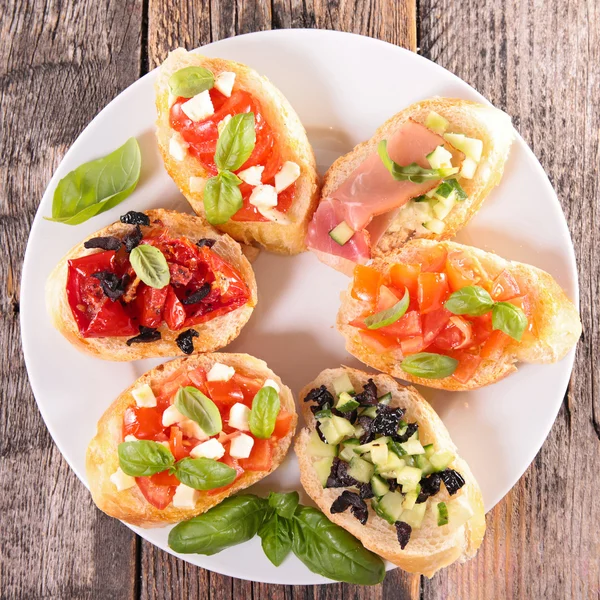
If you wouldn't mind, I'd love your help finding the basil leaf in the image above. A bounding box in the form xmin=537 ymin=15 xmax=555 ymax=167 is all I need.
xmin=175 ymin=386 xmax=222 ymax=436
xmin=46 ymin=138 xmax=141 ymax=225
xmin=268 ymin=491 xmax=300 ymax=520
xmin=174 ymin=457 xmax=237 ymax=490
xmin=291 ymin=507 xmax=385 ymax=585
xmin=492 ymin=302 xmax=528 ymax=341
xmin=203 ymin=171 xmax=243 ymax=225
xmin=168 ymin=495 xmax=270 ymax=554
xmin=364 ymin=287 xmax=409 ymax=329
xmin=214 ymin=112 xmax=256 ymax=172
xmin=118 ymin=440 xmax=175 ymax=477
xmin=169 ymin=66 xmax=214 ymax=98
xmin=129 ymin=244 xmax=170 ymax=289
xmin=445 ymin=285 xmax=494 ymax=316
xmin=249 ymin=386 xmax=281 ymax=439
xmin=258 ymin=514 xmax=293 ymax=567
xmin=401 ymin=352 xmax=458 ymax=379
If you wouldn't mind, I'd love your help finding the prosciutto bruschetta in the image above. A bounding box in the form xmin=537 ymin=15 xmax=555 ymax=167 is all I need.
xmin=337 ymin=240 xmax=582 ymax=391
xmin=307 ymin=98 xmax=514 ymax=274
xmin=86 ymin=353 xmax=297 ymax=527
xmin=155 ymin=48 xmax=319 ymax=255
xmin=46 ymin=209 xmax=257 ymax=360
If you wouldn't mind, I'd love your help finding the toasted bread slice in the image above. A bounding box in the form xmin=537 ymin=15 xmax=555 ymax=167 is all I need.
xmin=87 ymin=353 xmax=297 ymax=527
xmin=46 ymin=209 xmax=257 ymax=361
xmin=337 ymin=240 xmax=582 ymax=391
xmin=295 ymin=367 xmax=485 ymax=577
xmin=155 ymin=48 xmax=319 ymax=254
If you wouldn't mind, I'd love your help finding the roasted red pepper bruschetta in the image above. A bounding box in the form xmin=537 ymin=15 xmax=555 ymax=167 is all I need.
xmin=86 ymin=353 xmax=297 ymax=527
xmin=46 ymin=209 xmax=257 ymax=360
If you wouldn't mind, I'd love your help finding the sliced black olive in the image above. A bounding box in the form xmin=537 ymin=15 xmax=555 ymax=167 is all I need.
xmin=393 ymin=422 xmax=418 ymax=443
xmin=416 ymin=472 xmax=442 ymax=503
xmin=175 ymin=329 xmax=199 ymax=355
xmin=126 ymin=326 xmax=161 ymax=346
xmin=84 ymin=236 xmax=122 ymax=251
xmin=326 ymin=457 xmax=359 ymax=489
xmin=123 ymin=224 xmax=143 ymax=252
xmin=439 ymin=469 xmax=466 ymax=495
xmin=330 ymin=490 xmax=368 ymax=525
xmin=182 ymin=282 xmax=211 ymax=305
xmin=395 ymin=521 xmax=412 ymax=549
xmin=120 ymin=211 xmax=150 ymax=226
xmin=358 ymin=482 xmax=375 ymax=500
xmin=354 ymin=379 xmax=378 ymax=406
xmin=304 ymin=385 xmax=335 ymax=411
xmin=91 ymin=271 xmax=128 ymax=301
xmin=372 ymin=405 xmax=406 ymax=437
xmin=196 ymin=238 xmax=216 ymax=248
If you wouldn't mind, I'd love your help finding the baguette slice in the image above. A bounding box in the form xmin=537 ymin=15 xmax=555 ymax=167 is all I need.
xmin=295 ymin=367 xmax=485 ymax=577
xmin=155 ymin=48 xmax=319 ymax=254
xmin=87 ymin=353 xmax=297 ymax=527
xmin=337 ymin=239 xmax=582 ymax=391
xmin=46 ymin=209 xmax=257 ymax=361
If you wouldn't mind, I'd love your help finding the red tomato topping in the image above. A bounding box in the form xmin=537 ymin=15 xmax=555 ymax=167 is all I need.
xmin=389 ymin=263 xmax=420 ymax=298
xmin=419 ymin=244 xmax=448 ymax=273
xmin=377 ymin=285 xmax=400 ymax=311
xmin=491 ymin=269 xmax=521 ymax=301
xmin=418 ymin=272 xmax=450 ymax=314
xmin=480 ymin=329 xmax=512 ymax=359
xmin=400 ymin=335 xmax=426 ymax=355
xmin=434 ymin=316 xmax=474 ymax=351
xmin=238 ymin=438 xmax=272 ymax=471
xmin=206 ymin=379 xmax=245 ymax=407
xmin=169 ymin=426 xmax=191 ymax=461
xmin=358 ymin=329 xmax=402 ymax=354
xmin=136 ymin=285 xmax=168 ymax=328
xmin=232 ymin=373 xmax=263 ymax=406
xmin=135 ymin=475 xmax=176 ymax=510
xmin=378 ymin=310 xmax=422 ymax=338
xmin=451 ymin=351 xmax=483 ymax=383
xmin=164 ymin=285 xmax=186 ymax=330
xmin=123 ymin=406 xmax=165 ymax=440
xmin=445 ymin=251 xmax=484 ymax=291
xmin=352 ymin=265 xmax=383 ymax=304
xmin=272 ymin=410 xmax=293 ymax=439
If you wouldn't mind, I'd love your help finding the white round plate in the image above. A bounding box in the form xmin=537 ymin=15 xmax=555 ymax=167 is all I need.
xmin=21 ymin=30 xmax=578 ymax=585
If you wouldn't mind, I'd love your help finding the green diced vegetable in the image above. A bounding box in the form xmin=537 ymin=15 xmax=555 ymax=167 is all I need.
xmin=414 ymin=454 xmax=434 ymax=476
xmin=400 ymin=502 xmax=427 ymax=529
xmin=307 ymin=430 xmax=337 ymax=458
xmin=347 ymin=457 xmax=375 ymax=484
xmin=331 ymin=414 xmax=355 ymax=438
xmin=422 ymin=218 xmax=445 ymax=234
xmin=332 ymin=373 xmax=355 ymax=396
xmin=335 ymin=392 xmax=360 ymax=413
xmin=429 ymin=449 xmax=455 ymax=471
xmin=426 ymin=145 xmax=453 ymax=169
xmin=370 ymin=475 xmax=390 ymax=498
xmin=423 ymin=444 xmax=435 ymax=458
xmin=313 ymin=457 xmax=334 ymax=487
xmin=399 ymin=439 xmax=425 ymax=456
xmin=378 ymin=491 xmax=405 ymax=523
xmin=370 ymin=441 xmax=389 ymax=466
xmin=402 ymin=487 xmax=420 ymax=510
xmin=317 ymin=418 xmax=343 ymax=445
xmin=377 ymin=392 xmax=393 ymax=405
xmin=437 ymin=502 xmax=449 ymax=526
xmin=446 ymin=495 xmax=474 ymax=530
xmin=397 ymin=465 xmax=422 ymax=488
xmin=425 ymin=111 xmax=449 ymax=134
xmin=360 ymin=406 xmax=378 ymax=419
xmin=329 ymin=221 xmax=355 ymax=246
xmin=443 ymin=133 xmax=483 ymax=162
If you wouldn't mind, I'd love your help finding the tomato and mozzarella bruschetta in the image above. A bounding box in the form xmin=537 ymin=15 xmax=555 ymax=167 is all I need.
xmin=86 ymin=353 xmax=297 ymax=527
xmin=155 ymin=48 xmax=319 ymax=254
xmin=337 ymin=240 xmax=582 ymax=391
xmin=306 ymin=98 xmax=514 ymax=274
xmin=46 ymin=209 xmax=257 ymax=360
xmin=295 ymin=368 xmax=485 ymax=577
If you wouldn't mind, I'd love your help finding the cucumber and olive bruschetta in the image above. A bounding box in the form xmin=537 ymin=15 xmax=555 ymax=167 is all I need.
xmin=46 ymin=209 xmax=257 ymax=360
xmin=337 ymin=240 xmax=582 ymax=390
xmin=295 ymin=367 xmax=485 ymax=578
xmin=155 ymin=49 xmax=319 ymax=254
xmin=87 ymin=353 xmax=297 ymax=527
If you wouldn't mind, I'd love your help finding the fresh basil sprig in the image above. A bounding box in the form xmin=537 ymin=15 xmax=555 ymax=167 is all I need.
xmin=401 ymin=352 xmax=459 ymax=379
xmin=364 ymin=287 xmax=409 ymax=329
xmin=249 ymin=386 xmax=281 ymax=439
xmin=203 ymin=171 xmax=243 ymax=225
xmin=169 ymin=66 xmax=214 ymax=98
xmin=46 ymin=138 xmax=141 ymax=225
xmin=129 ymin=244 xmax=170 ymax=289
xmin=175 ymin=386 xmax=222 ymax=436
xmin=118 ymin=440 xmax=175 ymax=477
xmin=258 ymin=513 xmax=293 ymax=567
xmin=174 ymin=457 xmax=236 ymax=490
xmin=268 ymin=491 xmax=300 ymax=520
xmin=445 ymin=285 xmax=495 ymax=316
xmin=492 ymin=302 xmax=528 ymax=341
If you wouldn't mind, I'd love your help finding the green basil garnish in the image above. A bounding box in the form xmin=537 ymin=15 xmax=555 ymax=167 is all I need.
xmin=118 ymin=440 xmax=175 ymax=477
xmin=258 ymin=514 xmax=293 ymax=567
xmin=492 ymin=302 xmax=528 ymax=341
xmin=445 ymin=285 xmax=495 ymax=316
xmin=129 ymin=244 xmax=170 ymax=289
xmin=168 ymin=495 xmax=270 ymax=554
xmin=203 ymin=170 xmax=243 ymax=225
xmin=169 ymin=66 xmax=214 ymax=98
xmin=364 ymin=287 xmax=409 ymax=329
xmin=401 ymin=352 xmax=458 ymax=379
xmin=268 ymin=491 xmax=300 ymax=520
xmin=249 ymin=386 xmax=281 ymax=439
xmin=214 ymin=112 xmax=256 ymax=172
xmin=174 ymin=457 xmax=237 ymax=490
xmin=175 ymin=386 xmax=222 ymax=436
xmin=46 ymin=138 xmax=141 ymax=225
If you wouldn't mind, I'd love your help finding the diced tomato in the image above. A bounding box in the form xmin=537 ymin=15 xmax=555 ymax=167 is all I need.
xmin=422 ymin=308 xmax=452 ymax=346
xmin=419 ymin=245 xmax=448 ymax=272
xmin=418 ymin=272 xmax=450 ymax=314
xmin=451 ymin=351 xmax=483 ymax=383
xmin=389 ymin=263 xmax=420 ymax=298
xmin=445 ymin=251 xmax=483 ymax=291
xmin=480 ymin=329 xmax=512 ymax=359
xmin=136 ymin=285 xmax=168 ymax=328
xmin=491 ymin=269 xmax=521 ymax=301
xmin=85 ymin=299 xmax=138 ymax=337
xmin=507 ymin=294 xmax=536 ymax=338
xmin=206 ymin=380 xmax=244 ymax=406
xmin=238 ymin=438 xmax=273 ymax=471
xmin=135 ymin=476 xmax=176 ymax=510
xmin=272 ymin=410 xmax=293 ymax=439
xmin=123 ymin=406 xmax=165 ymax=440
xmin=187 ymin=367 xmax=207 ymax=392
xmin=232 ymin=373 xmax=263 ymax=406
xmin=358 ymin=330 xmax=401 ymax=354
xmin=351 ymin=265 xmax=383 ymax=305
xmin=377 ymin=285 xmax=399 ymax=311
xmin=400 ymin=335 xmax=426 ymax=355
xmin=164 ymin=285 xmax=186 ymax=330
xmin=155 ymin=371 xmax=192 ymax=399
xmin=470 ymin=313 xmax=493 ymax=346
xmin=378 ymin=310 xmax=422 ymax=338
xmin=434 ymin=316 xmax=474 ymax=351
xmin=208 ymin=454 xmax=244 ymax=496
xmin=150 ymin=470 xmax=180 ymax=486
xmin=169 ymin=426 xmax=190 ymax=460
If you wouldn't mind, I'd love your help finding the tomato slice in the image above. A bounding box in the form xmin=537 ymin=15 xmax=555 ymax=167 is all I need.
xmin=155 ymin=371 xmax=192 ymax=399
xmin=422 ymin=308 xmax=452 ymax=346
xmin=123 ymin=406 xmax=165 ymax=440
xmin=164 ymin=285 xmax=186 ymax=330
xmin=377 ymin=285 xmax=400 ymax=311
xmin=188 ymin=367 xmax=208 ymax=392
xmin=470 ymin=313 xmax=493 ymax=346
xmin=389 ymin=263 xmax=420 ymax=298
xmin=378 ymin=310 xmax=422 ymax=338
xmin=231 ymin=373 xmax=263 ymax=406
xmin=150 ymin=470 xmax=180 ymax=487
xmin=206 ymin=380 xmax=245 ymax=406
xmin=238 ymin=438 xmax=272 ymax=471
xmin=419 ymin=245 xmax=448 ymax=273
xmin=352 ymin=265 xmax=383 ymax=305
xmin=358 ymin=330 xmax=401 ymax=354
xmin=480 ymin=329 xmax=512 ymax=359
xmin=136 ymin=285 xmax=168 ymax=328
xmin=272 ymin=410 xmax=293 ymax=439
xmin=434 ymin=316 xmax=474 ymax=351
xmin=85 ymin=298 xmax=138 ymax=337
xmin=491 ymin=269 xmax=521 ymax=301
xmin=400 ymin=335 xmax=426 ymax=355
xmin=169 ymin=426 xmax=190 ymax=460
xmin=451 ymin=351 xmax=483 ymax=383
xmin=418 ymin=272 xmax=450 ymax=314
xmin=135 ymin=476 xmax=176 ymax=510
xmin=445 ymin=251 xmax=485 ymax=291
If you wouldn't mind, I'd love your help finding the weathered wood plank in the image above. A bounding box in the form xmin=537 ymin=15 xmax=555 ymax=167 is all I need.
xmin=0 ymin=0 xmax=143 ymax=598
xmin=419 ymin=0 xmax=600 ymax=598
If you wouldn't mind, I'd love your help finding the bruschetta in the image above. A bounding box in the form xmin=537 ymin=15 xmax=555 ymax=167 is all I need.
xmin=306 ymin=98 xmax=514 ymax=274
xmin=295 ymin=367 xmax=485 ymax=577
xmin=87 ymin=353 xmax=297 ymax=527
xmin=46 ymin=209 xmax=257 ymax=360
xmin=337 ymin=240 xmax=582 ymax=390
xmin=155 ymin=48 xmax=319 ymax=254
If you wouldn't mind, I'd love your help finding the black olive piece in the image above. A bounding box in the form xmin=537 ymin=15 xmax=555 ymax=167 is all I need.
xmin=330 ymin=490 xmax=369 ymax=525
xmin=91 ymin=271 xmax=128 ymax=301
xmin=355 ymin=415 xmax=375 ymax=444
xmin=326 ymin=457 xmax=359 ymax=489
xmin=175 ymin=329 xmax=199 ymax=355
xmin=393 ymin=422 xmax=419 ymax=443
xmin=359 ymin=482 xmax=375 ymax=500
xmin=416 ymin=473 xmax=442 ymax=503
xmin=395 ymin=521 xmax=412 ymax=549
xmin=387 ymin=478 xmax=399 ymax=493
xmin=439 ymin=469 xmax=466 ymax=495
xmin=120 ymin=211 xmax=150 ymax=226
xmin=304 ymin=385 xmax=335 ymax=411
xmin=371 ymin=405 xmax=406 ymax=437
xmin=182 ymin=282 xmax=211 ymax=305
xmin=123 ymin=224 xmax=143 ymax=252
xmin=84 ymin=236 xmax=122 ymax=251
xmin=354 ymin=379 xmax=378 ymax=406
xmin=196 ymin=238 xmax=216 ymax=248
xmin=126 ymin=326 xmax=161 ymax=346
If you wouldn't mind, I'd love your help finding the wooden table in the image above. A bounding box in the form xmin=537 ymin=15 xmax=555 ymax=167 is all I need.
xmin=1 ymin=0 xmax=598 ymax=598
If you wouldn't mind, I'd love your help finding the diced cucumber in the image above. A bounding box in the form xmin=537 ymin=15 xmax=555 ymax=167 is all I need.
xmin=318 ymin=418 xmax=343 ymax=445
xmin=447 ymin=495 xmax=474 ymax=530
xmin=329 ymin=221 xmax=355 ymax=246
xmin=425 ymin=111 xmax=449 ymax=134
xmin=313 ymin=457 xmax=334 ymax=487
xmin=429 ymin=449 xmax=455 ymax=471
xmin=400 ymin=502 xmax=427 ymax=529
xmin=460 ymin=157 xmax=477 ymax=179
xmin=433 ymin=199 xmax=455 ymax=220
xmin=415 ymin=454 xmax=434 ymax=476
xmin=422 ymin=218 xmax=446 ymax=234
xmin=371 ymin=498 xmax=394 ymax=525
xmin=426 ymin=145 xmax=453 ymax=170
xmin=332 ymin=373 xmax=354 ymax=396
xmin=355 ymin=437 xmax=390 ymax=455
xmin=445 ymin=178 xmax=468 ymax=200
xmin=379 ymin=491 xmax=405 ymax=523
xmin=314 ymin=408 xmax=332 ymax=419
xmin=347 ymin=457 xmax=375 ymax=483
xmin=374 ymin=449 xmax=405 ymax=476
xmin=359 ymin=406 xmax=378 ymax=419
xmin=423 ymin=444 xmax=435 ymax=458
xmin=353 ymin=424 xmax=365 ymax=439
xmin=331 ymin=414 xmax=355 ymax=438
xmin=413 ymin=200 xmax=433 ymax=219
xmin=403 ymin=487 xmax=420 ymax=510
xmin=377 ymin=392 xmax=393 ymax=405
xmin=339 ymin=445 xmax=357 ymax=462
xmin=370 ymin=475 xmax=390 ymax=498
xmin=433 ymin=180 xmax=455 ymax=199
xmin=370 ymin=441 xmax=389 ymax=466
xmin=402 ymin=455 xmax=416 ymax=468
xmin=408 ymin=429 xmax=419 ymax=441
xmin=413 ymin=194 xmax=428 ymax=202
xmin=307 ymin=430 xmax=337 ymax=458
xmin=425 ymin=186 xmax=439 ymax=198
xmin=437 ymin=501 xmax=449 ymax=526
xmin=443 ymin=133 xmax=483 ymax=162
xmin=397 ymin=465 xmax=422 ymax=488
xmin=399 ymin=439 xmax=425 ymax=456
xmin=335 ymin=392 xmax=360 ymax=413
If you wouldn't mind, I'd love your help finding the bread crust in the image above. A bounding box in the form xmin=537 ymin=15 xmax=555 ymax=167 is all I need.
xmin=295 ymin=367 xmax=485 ymax=578
xmin=155 ymin=48 xmax=320 ymax=254
xmin=337 ymin=239 xmax=582 ymax=391
xmin=45 ymin=209 xmax=257 ymax=361
xmin=86 ymin=353 xmax=297 ymax=527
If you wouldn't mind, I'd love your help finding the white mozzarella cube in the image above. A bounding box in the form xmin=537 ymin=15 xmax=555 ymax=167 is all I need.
xmin=237 ymin=165 xmax=264 ymax=186
xmin=169 ymin=134 xmax=188 ymax=161
xmin=189 ymin=176 xmax=207 ymax=193
xmin=228 ymin=403 xmax=251 ymax=431
xmin=179 ymin=419 xmax=209 ymax=441
xmin=172 ymin=484 xmax=200 ymax=509
xmin=110 ymin=468 xmax=136 ymax=492
xmin=162 ymin=404 xmax=186 ymax=427
xmin=181 ymin=90 xmax=214 ymax=122
xmin=132 ymin=383 xmax=157 ymax=408
xmin=207 ymin=362 xmax=235 ymax=382
xmin=229 ymin=433 xmax=254 ymax=459
xmin=217 ymin=114 xmax=232 ymax=136
xmin=190 ymin=438 xmax=226 ymax=460
xmin=249 ymin=184 xmax=278 ymax=210
xmin=214 ymin=71 xmax=236 ymax=97
xmin=256 ymin=207 xmax=291 ymax=224
xmin=262 ymin=378 xmax=280 ymax=393
xmin=274 ymin=161 xmax=300 ymax=192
